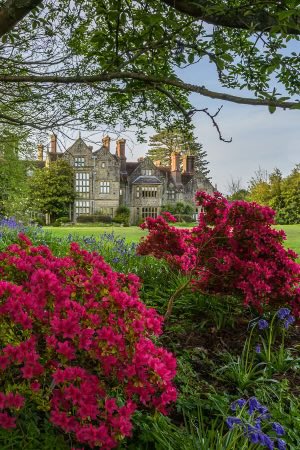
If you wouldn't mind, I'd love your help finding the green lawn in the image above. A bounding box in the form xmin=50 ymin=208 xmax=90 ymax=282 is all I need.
xmin=275 ymin=224 xmax=300 ymax=256
xmin=45 ymin=225 xmax=147 ymax=242
xmin=45 ymin=224 xmax=300 ymax=256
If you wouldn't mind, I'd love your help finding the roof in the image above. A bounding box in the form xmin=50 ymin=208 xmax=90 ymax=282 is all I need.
xmin=181 ymin=173 xmax=194 ymax=185
xmin=126 ymin=162 xmax=139 ymax=175
xmin=132 ymin=175 xmax=162 ymax=185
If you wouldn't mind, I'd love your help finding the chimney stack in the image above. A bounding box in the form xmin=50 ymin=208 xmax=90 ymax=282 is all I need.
xmin=182 ymin=155 xmax=195 ymax=174
xmin=116 ymin=138 xmax=126 ymax=172
xmin=37 ymin=144 xmax=44 ymax=161
xmin=50 ymin=134 xmax=57 ymax=153
xmin=171 ymin=152 xmax=180 ymax=172
xmin=102 ymin=135 xmax=111 ymax=151
xmin=171 ymin=152 xmax=181 ymax=184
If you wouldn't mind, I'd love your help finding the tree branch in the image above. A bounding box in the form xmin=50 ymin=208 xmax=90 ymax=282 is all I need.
xmin=160 ymin=0 xmax=300 ymax=35
xmin=1 ymin=72 xmax=299 ymax=110
xmin=0 ymin=0 xmax=42 ymax=38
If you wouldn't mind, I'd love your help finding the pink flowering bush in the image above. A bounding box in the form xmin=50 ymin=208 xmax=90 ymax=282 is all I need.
xmin=0 ymin=234 xmax=176 ymax=449
xmin=138 ymin=192 xmax=300 ymax=317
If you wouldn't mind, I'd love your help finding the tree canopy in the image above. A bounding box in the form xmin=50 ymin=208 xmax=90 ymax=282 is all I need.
xmin=0 ymin=0 xmax=300 ymax=138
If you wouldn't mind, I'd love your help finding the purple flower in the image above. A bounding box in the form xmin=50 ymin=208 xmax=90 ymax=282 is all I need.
xmin=255 ymin=343 xmax=261 ymax=353
xmin=226 ymin=416 xmax=242 ymax=429
xmin=231 ymin=398 xmax=246 ymax=411
xmin=258 ymin=319 xmax=269 ymax=330
xmin=277 ymin=308 xmax=291 ymax=320
xmin=284 ymin=315 xmax=295 ymax=329
xmin=259 ymin=433 xmax=274 ymax=449
xmin=277 ymin=438 xmax=286 ymax=450
xmin=248 ymin=397 xmax=261 ymax=415
xmin=272 ymin=422 xmax=285 ymax=436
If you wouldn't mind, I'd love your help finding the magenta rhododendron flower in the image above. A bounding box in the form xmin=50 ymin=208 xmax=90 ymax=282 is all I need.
xmin=138 ymin=192 xmax=300 ymax=317
xmin=0 ymin=235 xmax=177 ymax=449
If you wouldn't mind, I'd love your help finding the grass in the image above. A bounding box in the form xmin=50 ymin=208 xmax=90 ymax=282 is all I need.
xmin=45 ymin=224 xmax=300 ymax=255
xmin=45 ymin=225 xmax=147 ymax=242
xmin=275 ymin=224 xmax=300 ymax=256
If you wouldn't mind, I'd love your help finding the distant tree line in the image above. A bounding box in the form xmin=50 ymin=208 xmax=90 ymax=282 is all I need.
xmin=228 ymin=165 xmax=300 ymax=224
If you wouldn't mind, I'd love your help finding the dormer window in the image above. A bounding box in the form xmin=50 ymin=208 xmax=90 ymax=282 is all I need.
xmin=75 ymin=157 xmax=85 ymax=167
xmin=142 ymin=169 xmax=153 ymax=176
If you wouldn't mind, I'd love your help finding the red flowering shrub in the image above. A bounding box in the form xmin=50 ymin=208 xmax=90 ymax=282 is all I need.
xmin=0 ymin=234 xmax=176 ymax=449
xmin=138 ymin=192 xmax=300 ymax=317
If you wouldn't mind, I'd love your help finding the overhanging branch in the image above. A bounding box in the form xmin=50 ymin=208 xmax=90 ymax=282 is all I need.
xmin=0 ymin=0 xmax=42 ymax=38
xmin=160 ymin=0 xmax=300 ymax=35
xmin=1 ymin=72 xmax=299 ymax=110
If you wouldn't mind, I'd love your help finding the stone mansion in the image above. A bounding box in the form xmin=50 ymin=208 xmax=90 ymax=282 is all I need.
xmin=39 ymin=134 xmax=215 ymax=224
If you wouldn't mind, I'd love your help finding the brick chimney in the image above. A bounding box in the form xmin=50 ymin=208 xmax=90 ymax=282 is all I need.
xmin=50 ymin=134 xmax=57 ymax=153
xmin=37 ymin=144 xmax=44 ymax=161
xmin=116 ymin=138 xmax=126 ymax=172
xmin=137 ymin=157 xmax=144 ymax=162
xmin=102 ymin=135 xmax=111 ymax=151
xmin=182 ymin=155 xmax=195 ymax=174
xmin=171 ymin=152 xmax=181 ymax=184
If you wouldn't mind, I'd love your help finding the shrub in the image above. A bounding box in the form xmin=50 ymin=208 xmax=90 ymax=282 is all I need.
xmin=138 ymin=192 xmax=300 ymax=318
xmin=77 ymin=214 xmax=112 ymax=224
xmin=0 ymin=234 xmax=176 ymax=449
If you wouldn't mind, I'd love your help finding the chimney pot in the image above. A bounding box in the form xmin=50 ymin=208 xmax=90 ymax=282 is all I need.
xmin=102 ymin=135 xmax=111 ymax=151
xmin=37 ymin=144 xmax=44 ymax=161
xmin=50 ymin=134 xmax=57 ymax=153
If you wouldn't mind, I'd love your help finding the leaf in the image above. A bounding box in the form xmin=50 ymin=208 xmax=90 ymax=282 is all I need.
xmin=268 ymin=105 xmax=276 ymax=114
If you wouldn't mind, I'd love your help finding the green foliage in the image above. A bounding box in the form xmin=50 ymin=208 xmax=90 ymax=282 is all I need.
xmin=0 ymin=126 xmax=33 ymax=218
xmin=147 ymin=126 xmax=210 ymax=176
xmin=0 ymin=403 xmax=70 ymax=450
xmin=28 ymin=160 xmax=75 ymax=223
xmin=248 ymin=165 xmax=300 ymax=224
xmin=114 ymin=205 xmax=130 ymax=226
xmin=77 ymin=213 xmax=113 ymax=224
xmin=162 ymin=202 xmax=195 ymax=222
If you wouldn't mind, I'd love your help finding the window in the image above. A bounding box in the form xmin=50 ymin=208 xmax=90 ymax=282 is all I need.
xmin=136 ymin=187 xmax=140 ymax=198
xmin=167 ymin=189 xmax=176 ymax=200
xmin=142 ymin=207 xmax=157 ymax=219
xmin=142 ymin=186 xmax=157 ymax=198
xmin=75 ymin=157 xmax=85 ymax=167
xmin=120 ymin=189 xmax=123 ymax=196
xmin=100 ymin=181 xmax=110 ymax=193
xmin=76 ymin=201 xmax=90 ymax=215
xmin=76 ymin=172 xmax=89 ymax=196
xmin=142 ymin=169 xmax=153 ymax=176
xmin=101 ymin=162 xmax=105 ymax=168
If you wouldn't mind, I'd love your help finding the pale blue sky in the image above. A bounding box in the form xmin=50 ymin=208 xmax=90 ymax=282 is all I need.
xmin=61 ymin=53 xmax=300 ymax=195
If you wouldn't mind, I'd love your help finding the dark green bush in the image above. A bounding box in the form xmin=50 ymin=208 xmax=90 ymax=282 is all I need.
xmin=77 ymin=214 xmax=113 ymax=224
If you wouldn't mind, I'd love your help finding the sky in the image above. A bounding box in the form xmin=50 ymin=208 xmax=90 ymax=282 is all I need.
xmin=59 ymin=55 xmax=300 ymax=196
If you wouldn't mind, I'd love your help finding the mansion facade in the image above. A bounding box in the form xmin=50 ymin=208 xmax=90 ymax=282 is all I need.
xmin=39 ymin=134 xmax=215 ymax=224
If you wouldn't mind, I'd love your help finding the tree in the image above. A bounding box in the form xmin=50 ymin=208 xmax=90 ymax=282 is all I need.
xmin=248 ymin=168 xmax=272 ymax=205
xmin=0 ymin=126 xmax=33 ymax=217
xmin=147 ymin=128 xmax=186 ymax=166
xmin=28 ymin=160 xmax=75 ymax=223
xmin=0 ymin=1 xmax=299 ymax=138
xmin=147 ymin=126 xmax=210 ymax=175
xmin=227 ymin=177 xmax=249 ymax=201
xmin=277 ymin=164 xmax=300 ymax=224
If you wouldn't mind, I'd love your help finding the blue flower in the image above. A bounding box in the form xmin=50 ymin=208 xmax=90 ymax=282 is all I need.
xmin=284 ymin=315 xmax=295 ymax=329
xmin=226 ymin=416 xmax=242 ymax=429
xmin=272 ymin=422 xmax=285 ymax=436
xmin=277 ymin=308 xmax=291 ymax=320
xmin=258 ymin=319 xmax=269 ymax=330
xmin=255 ymin=343 xmax=261 ymax=353
xmin=248 ymin=397 xmax=261 ymax=414
xmin=231 ymin=398 xmax=246 ymax=411
xmin=277 ymin=438 xmax=286 ymax=450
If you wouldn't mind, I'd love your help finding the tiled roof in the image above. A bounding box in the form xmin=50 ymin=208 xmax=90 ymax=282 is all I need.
xmin=132 ymin=175 xmax=162 ymax=185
